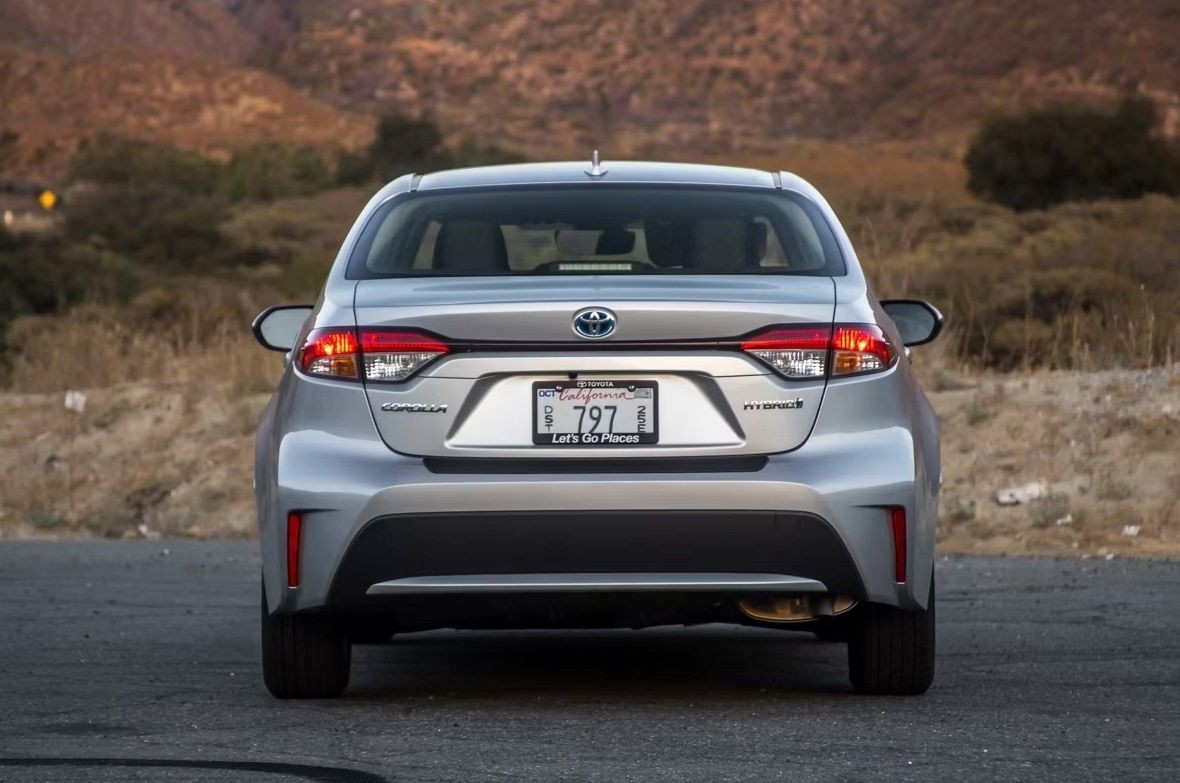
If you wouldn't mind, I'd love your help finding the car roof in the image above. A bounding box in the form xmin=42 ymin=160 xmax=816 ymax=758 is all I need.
xmin=415 ymin=160 xmax=779 ymax=191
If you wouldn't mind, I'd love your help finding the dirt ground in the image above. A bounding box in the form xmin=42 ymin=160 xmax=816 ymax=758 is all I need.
xmin=1 ymin=367 xmax=1177 ymax=556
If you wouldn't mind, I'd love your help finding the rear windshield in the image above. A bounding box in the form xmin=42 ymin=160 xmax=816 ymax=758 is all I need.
xmin=346 ymin=186 xmax=845 ymax=278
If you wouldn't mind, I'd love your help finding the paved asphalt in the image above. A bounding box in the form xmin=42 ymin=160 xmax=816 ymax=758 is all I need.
xmin=0 ymin=542 xmax=1176 ymax=782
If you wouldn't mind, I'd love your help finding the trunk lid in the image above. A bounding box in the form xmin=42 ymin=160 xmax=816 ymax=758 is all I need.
xmin=354 ymin=276 xmax=834 ymax=458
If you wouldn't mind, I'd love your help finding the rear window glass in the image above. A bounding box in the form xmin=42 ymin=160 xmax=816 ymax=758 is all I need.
xmin=347 ymin=186 xmax=844 ymax=278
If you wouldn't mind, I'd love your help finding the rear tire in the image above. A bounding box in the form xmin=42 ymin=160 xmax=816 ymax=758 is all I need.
xmin=847 ymin=576 xmax=935 ymax=695
xmin=261 ymin=583 xmax=351 ymax=699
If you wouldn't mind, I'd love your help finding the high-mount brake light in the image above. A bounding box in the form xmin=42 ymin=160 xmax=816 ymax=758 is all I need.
xmin=297 ymin=328 xmax=449 ymax=382
xmin=741 ymin=324 xmax=897 ymax=379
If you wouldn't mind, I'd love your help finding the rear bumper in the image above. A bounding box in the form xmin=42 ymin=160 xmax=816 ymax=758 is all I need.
xmin=256 ymin=367 xmax=939 ymax=619
xmin=326 ymin=511 xmax=864 ymax=608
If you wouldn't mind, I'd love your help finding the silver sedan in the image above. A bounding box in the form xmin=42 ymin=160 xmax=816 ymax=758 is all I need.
xmin=252 ymin=157 xmax=944 ymax=698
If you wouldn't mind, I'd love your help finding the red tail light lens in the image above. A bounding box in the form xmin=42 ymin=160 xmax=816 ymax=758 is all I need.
xmin=741 ymin=324 xmax=897 ymax=379
xmin=297 ymin=328 xmax=448 ymax=382
xmin=831 ymin=325 xmax=896 ymax=376
xmin=299 ymin=328 xmax=359 ymax=378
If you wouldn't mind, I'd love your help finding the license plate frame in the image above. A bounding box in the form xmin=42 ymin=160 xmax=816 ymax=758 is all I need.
xmin=532 ymin=380 xmax=659 ymax=446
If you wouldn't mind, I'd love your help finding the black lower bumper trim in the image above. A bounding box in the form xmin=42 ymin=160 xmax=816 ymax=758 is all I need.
xmin=326 ymin=511 xmax=865 ymax=610
xmin=422 ymin=456 xmax=768 ymax=474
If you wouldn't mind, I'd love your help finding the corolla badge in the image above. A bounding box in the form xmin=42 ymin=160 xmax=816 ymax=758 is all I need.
xmin=573 ymin=308 xmax=616 ymax=339
xmin=380 ymin=402 xmax=448 ymax=413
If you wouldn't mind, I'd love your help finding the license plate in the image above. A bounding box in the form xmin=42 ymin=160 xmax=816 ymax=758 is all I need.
xmin=533 ymin=380 xmax=658 ymax=446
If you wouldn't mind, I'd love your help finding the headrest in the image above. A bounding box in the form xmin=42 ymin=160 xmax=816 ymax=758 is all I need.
xmin=692 ymin=218 xmax=751 ymax=272
xmin=433 ymin=220 xmax=508 ymax=272
xmin=644 ymin=219 xmax=692 ymax=267
xmin=645 ymin=218 xmax=766 ymax=270
xmin=595 ymin=227 xmax=636 ymax=255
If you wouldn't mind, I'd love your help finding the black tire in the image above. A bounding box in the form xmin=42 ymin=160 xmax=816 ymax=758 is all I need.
xmin=847 ymin=576 xmax=935 ymax=695
xmin=261 ymin=583 xmax=351 ymax=699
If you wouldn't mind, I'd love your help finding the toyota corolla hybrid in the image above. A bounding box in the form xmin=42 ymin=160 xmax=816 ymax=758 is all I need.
xmin=252 ymin=157 xmax=944 ymax=698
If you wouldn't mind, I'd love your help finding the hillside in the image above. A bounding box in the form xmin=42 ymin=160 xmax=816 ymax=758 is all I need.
xmin=3 ymin=0 xmax=1179 ymax=175
xmin=263 ymin=0 xmax=1180 ymax=155
xmin=0 ymin=0 xmax=369 ymax=175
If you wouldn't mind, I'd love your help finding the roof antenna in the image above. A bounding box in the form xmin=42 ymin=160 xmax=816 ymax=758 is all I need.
xmin=585 ymin=149 xmax=607 ymax=177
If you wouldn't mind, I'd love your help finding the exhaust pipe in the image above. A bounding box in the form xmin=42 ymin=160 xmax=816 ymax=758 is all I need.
xmin=738 ymin=594 xmax=857 ymax=623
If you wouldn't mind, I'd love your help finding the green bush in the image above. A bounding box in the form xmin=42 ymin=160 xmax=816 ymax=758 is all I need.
xmin=72 ymin=133 xmax=221 ymax=197
xmin=0 ymin=232 xmax=139 ymax=335
xmin=73 ymin=134 xmax=336 ymax=203
xmin=964 ymin=96 xmax=1180 ymax=211
xmin=337 ymin=112 xmax=526 ymax=184
xmin=65 ymin=183 xmax=230 ymax=268
xmin=220 ymin=143 xmax=333 ymax=201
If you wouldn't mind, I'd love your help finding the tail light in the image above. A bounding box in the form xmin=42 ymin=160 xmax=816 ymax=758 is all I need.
xmin=297 ymin=328 xmax=449 ymax=382
xmin=741 ymin=324 xmax=897 ymax=379
xmin=299 ymin=328 xmax=359 ymax=379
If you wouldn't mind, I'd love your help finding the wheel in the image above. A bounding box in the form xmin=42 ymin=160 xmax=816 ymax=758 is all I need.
xmin=847 ymin=576 xmax=935 ymax=695
xmin=261 ymin=582 xmax=351 ymax=698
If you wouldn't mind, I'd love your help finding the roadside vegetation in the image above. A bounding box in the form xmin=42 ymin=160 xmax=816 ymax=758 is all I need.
xmin=964 ymin=95 xmax=1180 ymax=211
xmin=1 ymin=102 xmax=1177 ymax=546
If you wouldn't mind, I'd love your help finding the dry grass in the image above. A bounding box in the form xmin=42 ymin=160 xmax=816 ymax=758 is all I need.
xmin=4 ymin=285 xmax=282 ymax=396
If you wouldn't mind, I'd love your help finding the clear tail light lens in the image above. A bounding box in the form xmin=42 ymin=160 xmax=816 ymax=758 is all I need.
xmin=740 ymin=326 xmax=831 ymax=379
xmin=360 ymin=330 xmax=450 ymax=381
xmin=741 ymin=324 xmax=897 ymax=379
xmin=297 ymin=328 xmax=449 ymax=382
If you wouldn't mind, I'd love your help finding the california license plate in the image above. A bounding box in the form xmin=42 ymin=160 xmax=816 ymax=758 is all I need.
xmin=533 ymin=380 xmax=658 ymax=446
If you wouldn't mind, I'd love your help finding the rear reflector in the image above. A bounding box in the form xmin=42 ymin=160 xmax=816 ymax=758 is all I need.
xmin=741 ymin=323 xmax=897 ymax=379
xmin=286 ymin=512 xmax=302 ymax=588
xmin=890 ymin=507 xmax=907 ymax=583
xmin=297 ymin=328 xmax=449 ymax=382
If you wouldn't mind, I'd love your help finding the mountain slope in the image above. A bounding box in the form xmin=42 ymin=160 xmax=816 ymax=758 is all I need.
xmin=1 ymin=0 xmax=1178 ymax=174
xmin=257 ymin=0 xmax=1180 ymax=155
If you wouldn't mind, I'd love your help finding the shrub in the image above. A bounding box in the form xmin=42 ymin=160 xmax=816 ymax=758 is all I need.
xmin=964 ymin=96 xmax=1180 ymax=211
xmin=0 ymin=234 xmax=138 ymax=337
xmin=369 ymin=113 xmax=449 ymax=178
xmin=72 ymin=133 xmax=221 ymax=197
xmin=219 ymin=143 xmax=333 ymax=201
xmin=893 ymin=195 xmax=1180 ymax=369
xmin=64 ymin=184 xmax=230 ymax=268
xmin=337 ymin=112 xmax=526 ymax=184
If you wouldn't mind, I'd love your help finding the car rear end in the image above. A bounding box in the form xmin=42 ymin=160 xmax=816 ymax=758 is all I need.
xmin=254 ymin=162 xmax=940 ymax=697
